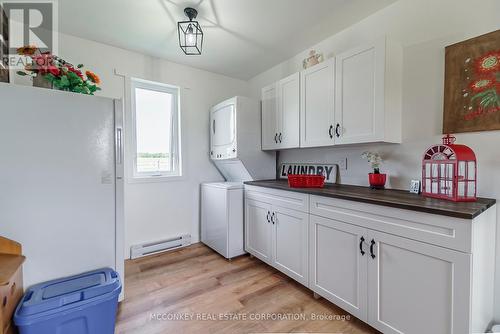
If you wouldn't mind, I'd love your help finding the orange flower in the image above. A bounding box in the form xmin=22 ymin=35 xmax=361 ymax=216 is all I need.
xmin=17 ymin=45 xmax=38 ymax=56
xmin=85 ymin=70 xmax=101 ymax=85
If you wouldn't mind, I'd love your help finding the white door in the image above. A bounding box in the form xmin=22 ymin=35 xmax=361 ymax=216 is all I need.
xmin=261 ymin=84 xmax=279 ymax=150
xmin=367 ymin=230 xmax=471 ymax=334
xmin=309 ymin=215 xmax=368 ymax=320
xmin=335 ymin=40 xmax=385 ymax=144
xmin=245 ymin=199 xmax=273 ymax=264
xmin=210 ymin=101 xmax=236 ymax=159
xmin=272 ymin=206 xmax=308 ymax=286
xmin=277 ymin=73 xmax=300 ymax=149
xmin=300 ymin=58 xmax=335 ymax=148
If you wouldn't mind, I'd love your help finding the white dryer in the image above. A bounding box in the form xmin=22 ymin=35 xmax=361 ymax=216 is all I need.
xmin=201 ymin=96 xmax=275 ymax=259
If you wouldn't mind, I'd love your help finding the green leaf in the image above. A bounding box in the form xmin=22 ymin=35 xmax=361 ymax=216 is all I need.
xmin=16 ymin=71 xmax=28 ymax=76
xmin=66 ymin=71 xmax=83 ymax=86
xmin=60 ymin=75 xmax=70 ymax=87
xmin=77 ymin=64 xmax=84 ymax=68
xmin=44 ymin=73 xmax=56 ymax=82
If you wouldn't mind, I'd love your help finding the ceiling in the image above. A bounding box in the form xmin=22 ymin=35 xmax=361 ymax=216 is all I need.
xmin=58 ymin=0 xmax=398 ymax=80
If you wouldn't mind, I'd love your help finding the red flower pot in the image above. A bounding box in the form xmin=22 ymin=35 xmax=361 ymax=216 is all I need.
xmin=369 ymin=173 xmax=386 ymax=189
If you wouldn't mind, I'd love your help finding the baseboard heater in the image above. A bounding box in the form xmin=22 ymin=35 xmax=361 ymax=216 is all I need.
xmin=130 ymin=234 xmax=191 ymax=259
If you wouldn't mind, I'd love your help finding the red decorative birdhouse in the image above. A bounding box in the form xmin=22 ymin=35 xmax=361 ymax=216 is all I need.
xmin=422 ymin=135 xmax=477 ymax=202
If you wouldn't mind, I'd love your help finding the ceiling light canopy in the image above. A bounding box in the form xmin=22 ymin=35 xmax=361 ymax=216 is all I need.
xmin=177 ymin=7 xmax=203 ymax=56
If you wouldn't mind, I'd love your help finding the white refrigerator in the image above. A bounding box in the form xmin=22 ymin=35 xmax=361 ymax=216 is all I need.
xmin=0 ymin=83 xmax=124 ymax=290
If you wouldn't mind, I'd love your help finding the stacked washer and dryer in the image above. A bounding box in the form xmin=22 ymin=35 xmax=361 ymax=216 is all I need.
xmin=201 ymin=96 xmax=275 ymax=259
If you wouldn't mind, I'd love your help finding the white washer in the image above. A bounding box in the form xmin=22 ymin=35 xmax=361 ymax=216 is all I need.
xmin=201 ymin=182 xmax=245 ymax=259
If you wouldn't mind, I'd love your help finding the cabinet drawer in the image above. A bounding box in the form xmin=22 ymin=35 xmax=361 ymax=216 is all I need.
xmin=310 ymin=195 xmax=472 ymax=252
xmin=245 ymin=185 xmax=309 ymax=213
xmin=1 ymin=267 xmax=23 ymax=332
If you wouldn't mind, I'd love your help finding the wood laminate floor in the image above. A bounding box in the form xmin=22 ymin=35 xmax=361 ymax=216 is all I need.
xmin=116 ymin=243 xmax=380 ymax=334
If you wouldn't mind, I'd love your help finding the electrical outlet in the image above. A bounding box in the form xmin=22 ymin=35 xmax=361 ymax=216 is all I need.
xmin=336 ymin=157 xmax=348 ymax=171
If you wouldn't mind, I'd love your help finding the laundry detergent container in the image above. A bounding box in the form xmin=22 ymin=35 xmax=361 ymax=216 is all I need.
xmin=14 ymin=268 xmax=121 ymax=334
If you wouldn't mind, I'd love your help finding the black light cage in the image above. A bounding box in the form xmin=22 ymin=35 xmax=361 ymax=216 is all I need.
xmin=177 ymin=21 xmax=204 ymax=55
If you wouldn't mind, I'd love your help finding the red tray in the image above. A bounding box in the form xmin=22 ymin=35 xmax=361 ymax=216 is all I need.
xmin=287 ymin=174 xmax=325 ymax=188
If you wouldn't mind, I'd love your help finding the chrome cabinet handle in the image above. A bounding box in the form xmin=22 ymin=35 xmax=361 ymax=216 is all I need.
xmin=116 ymin=127 xmax=123 ymax=164
xmin=329 ymin=125 xmax=333 ymax=139
xmin=213 ymin=119 xmax=216 ymax=134
xmin=279 ymin=133 xmax=282 ymax=143
xmin=271 ymin=212 xmax=276 ymax=224
xmin=266 ymin=211 xmax=271 ymax=223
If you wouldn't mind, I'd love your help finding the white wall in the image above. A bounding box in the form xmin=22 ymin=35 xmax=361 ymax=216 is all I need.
xmin=54 ymin=34 xmax=250 ymax=255
xmin=248 ymin=0 xmax=500 ymax=321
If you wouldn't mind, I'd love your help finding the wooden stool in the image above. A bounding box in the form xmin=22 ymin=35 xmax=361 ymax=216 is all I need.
xmin=0 ymin=237 xmax=25 ymax=334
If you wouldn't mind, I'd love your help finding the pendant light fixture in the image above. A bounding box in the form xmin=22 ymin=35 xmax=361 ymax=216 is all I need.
xmin=178 ymin=7 xmax=203 ymax=55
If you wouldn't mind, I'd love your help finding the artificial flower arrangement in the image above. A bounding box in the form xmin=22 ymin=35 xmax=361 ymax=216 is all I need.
xmin=361 ymin=151 xmax=386 ymax=189
xmin=361 ymin=151 xmax=383 ymax=173
xmin=16 ymin=45 xmax=101 ymax=95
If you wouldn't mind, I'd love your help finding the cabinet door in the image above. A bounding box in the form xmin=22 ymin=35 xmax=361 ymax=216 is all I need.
xmin=245 ymin=199 xmax=273 ymax=264
xmin=309 ymin=215 xmax=368 ymax=320
xmin=367 ymin=230 xmax=471 ymax=334
xmin=261 ymin=84 xmax=279 ymax=150
xmin=272 ymin=206 xmax=308 ymax=286
xmin=277 ymin=73 xmax=300 ymax=149
xmin=300 ymin=58 xmax=335 ymax=148
xmin=335 ymin=40 xmax=385 ymax=144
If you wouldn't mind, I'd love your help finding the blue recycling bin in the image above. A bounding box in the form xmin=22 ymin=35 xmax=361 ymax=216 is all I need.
xmin=14 ymin=268 xmax=121 ymax=334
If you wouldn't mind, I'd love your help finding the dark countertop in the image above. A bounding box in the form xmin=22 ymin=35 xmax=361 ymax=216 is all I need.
xmin=244 ymin=179 xmax=496 ymax=220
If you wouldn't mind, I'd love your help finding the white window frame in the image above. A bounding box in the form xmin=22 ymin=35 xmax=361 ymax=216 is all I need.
xmin=130 ymin=78 xmax=182 ymax=182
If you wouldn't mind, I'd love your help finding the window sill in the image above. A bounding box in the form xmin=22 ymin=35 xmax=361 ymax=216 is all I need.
xmin=127 ymin=175 xmax=185 ymax=184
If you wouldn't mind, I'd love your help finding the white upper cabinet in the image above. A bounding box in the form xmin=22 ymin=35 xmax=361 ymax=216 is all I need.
xmin=261 ymin=73 xmax=300 ymax=150
xmin=261 ymin=83 xmax=279 ymax=150
xmin=335 ymin=38 xmax=402 ymax=144
xmin=300 ymin=58 xmax=335 ymax=148
xmin=260 ymin=37 xmax=402 ymax=150
xmin=277 ymin=73 xmax=300 ymax=149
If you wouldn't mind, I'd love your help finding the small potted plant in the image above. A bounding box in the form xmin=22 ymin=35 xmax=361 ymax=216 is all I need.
xmin=361 ymin=151 xmax=386 ymax=189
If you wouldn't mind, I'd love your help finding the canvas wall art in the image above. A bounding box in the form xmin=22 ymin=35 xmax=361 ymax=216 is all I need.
xmin=443 ymin=30 xmax=500 ymax=133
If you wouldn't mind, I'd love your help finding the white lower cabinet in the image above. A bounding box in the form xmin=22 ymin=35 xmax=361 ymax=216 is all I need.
xmin=245 ymin=199 xmax=273 ymax=265
xmin=245 ymin=187 xmax=309 ymax=286
xmin=309 ymin=214 xmax=471 ymax=332
xmin=273 ymin=206 xmax=309 ymax=285
xmin=245 ymin=186 xmax=496 ymax=334
xmin=367 ymin=230 xmax=471 ymax=334
xmin=309 ymin=215 xmax=368 ymax=320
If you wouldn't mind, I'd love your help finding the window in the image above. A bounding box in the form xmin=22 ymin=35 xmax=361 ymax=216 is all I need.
xmin=131 ymin=78 xmax=181 ymax=179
